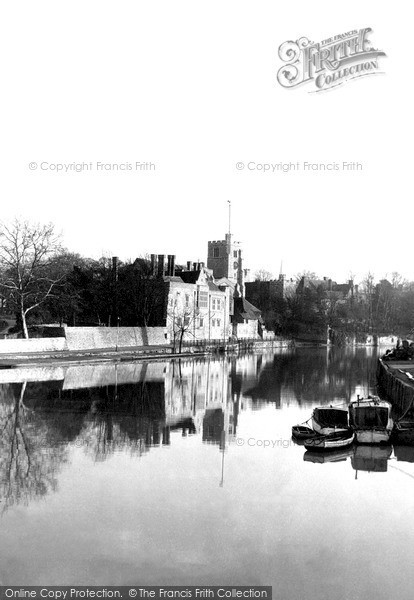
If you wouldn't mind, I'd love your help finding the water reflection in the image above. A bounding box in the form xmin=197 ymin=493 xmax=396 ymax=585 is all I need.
xmin=351 ymin=445 xmax=392 ymax=473
xmin=0 ymin=382 xmax=68 ymax=511
xmin=3 ymin=347 xmax=414 ymax=595
xmin=0 ymin=347 xmax=408 ymax=513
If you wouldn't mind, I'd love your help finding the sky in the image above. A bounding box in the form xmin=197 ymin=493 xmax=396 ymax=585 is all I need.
xmin=1 ymin=1 xmax=412 ymax=284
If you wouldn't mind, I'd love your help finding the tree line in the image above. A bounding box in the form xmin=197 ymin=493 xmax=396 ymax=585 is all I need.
xmin=254 ymin=271 xmax=414 ymax=341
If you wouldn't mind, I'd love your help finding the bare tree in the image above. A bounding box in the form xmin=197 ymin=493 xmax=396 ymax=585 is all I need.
xmin=0 ymin=220 xmax=62 ymax=338
xmin=169 ymin=305 xmax=196 ymax=353
xmin=254 ymin=269 xmax=274 ymax=282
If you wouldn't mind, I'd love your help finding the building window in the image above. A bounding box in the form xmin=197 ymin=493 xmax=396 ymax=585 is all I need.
xmin=199 ymin=318 xmax=204 ymax=328
xmin=212 ymin=319 xmax=215 ymax=327
xmin=198 ymin=290 xmax=208 ymax=308
xmin=213 ymin=247 xmax=220 ymax=258
xmin=233 ymin=251 xmax=237 ymax=258
xmin=233 ymin=261 xmax=238 ymax=269
xmin=212 ymin=298 xmax=216 ymax=310
xmin=216 ymin=319 xmax=221 ymax=327
xmin=216 ymin=299 xmax=221 ymax=310
xmin=185 ymin=294 xmax=190 ymax=307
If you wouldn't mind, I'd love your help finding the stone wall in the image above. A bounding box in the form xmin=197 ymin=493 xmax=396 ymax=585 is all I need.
xmin=0 ymin=337 xmax=68 ymax=354
xmin=0 ymin=327 xmax=168 ymax=354
xmin=64 ymin=327 xmax=168 ymax=351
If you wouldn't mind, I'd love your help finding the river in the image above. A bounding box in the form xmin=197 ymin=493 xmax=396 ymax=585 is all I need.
xmin=1 ymin=347 xmax=413 ymax=599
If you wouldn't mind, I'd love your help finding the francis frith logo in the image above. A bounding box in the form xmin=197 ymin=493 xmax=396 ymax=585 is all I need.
xmin=277 ymin=28 xmax=386 ymax=92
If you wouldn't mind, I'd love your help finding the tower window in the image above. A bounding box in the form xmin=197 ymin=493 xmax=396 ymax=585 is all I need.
xmin=233 ymin=251 xmax=238 ymax=258
xmin=233 ymin=261 xmax=238 ymax=269
xmin=213 ymin=247 xmax=220 ymax=258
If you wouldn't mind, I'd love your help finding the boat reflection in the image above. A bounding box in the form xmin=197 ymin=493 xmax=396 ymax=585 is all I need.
xmin=303 ymin=447 xmax=354 ymax=464
xmin=351 ymin=445 xmax=392 ymax=473
xmin=393 ymin=445 xmax=414 ymax=463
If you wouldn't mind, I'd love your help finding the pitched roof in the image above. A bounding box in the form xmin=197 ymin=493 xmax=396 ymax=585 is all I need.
xmin=234 ymin=297 xmax=261 ymax=321
xmin=179 ymin=270 xmax=201 ymax=284
xmin=208 ymin=281 xmax=221 ymax=292
xmin=163 ymin=276 xmax=184 ymax=283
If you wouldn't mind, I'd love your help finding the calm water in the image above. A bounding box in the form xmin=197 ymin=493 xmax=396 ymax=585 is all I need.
xmin=1 ymin=348 xmax=414 ymax=599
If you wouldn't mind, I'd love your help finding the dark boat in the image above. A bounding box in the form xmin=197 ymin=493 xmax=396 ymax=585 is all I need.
xmin=349 ymin=396 xmax=393 ymax=444
xmin=304 ymin=428 xmax=355 ymax=451
xmin=291 ymin=425 xmax=317 ymax=441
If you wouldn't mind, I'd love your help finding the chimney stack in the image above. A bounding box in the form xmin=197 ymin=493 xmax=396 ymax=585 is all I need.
xmin=112 ymin=257 xmax=119 ymax=282
xmin=167 ymin=254 xmax=176 ymax=276
xmin=187 ymin=261 xmax=191 ymax=270
xmin=150 ymin=254 xmax=157 ymax=276
xmin=193 ymin=262 xmax=197 ymax=271
xmin=157 ymin=254 xmax=165 ymax=277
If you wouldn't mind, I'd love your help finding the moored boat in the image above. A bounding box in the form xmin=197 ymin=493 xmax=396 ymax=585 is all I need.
xmin=304 ymin=428 xmax=355 ymax=452
xmin=291 ymin=425 xmax=317 ymax=441
xmin=311 ymin=406 xmax=349 ymax=435
xmin=348 ymin=396 xmax=393 ymax=444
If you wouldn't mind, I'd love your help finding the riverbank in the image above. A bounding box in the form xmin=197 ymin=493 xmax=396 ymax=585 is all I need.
xmin=0 ymin=338 xmax=294 ymax=368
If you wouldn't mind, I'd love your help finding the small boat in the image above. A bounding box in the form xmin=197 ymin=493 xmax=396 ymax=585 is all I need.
xmin=348 ymin=396 xmax=393 ymax=444
xmin=311 ymin=406 xmax=349 ymax=435
xmin=304 ymin=428 xmax=355 ymax=451
xmin=291 ymin=425 xmax=317 ymax=441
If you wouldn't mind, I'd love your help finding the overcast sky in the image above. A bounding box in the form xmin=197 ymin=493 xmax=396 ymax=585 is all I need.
xmin=1 ymin=1 xmax=411 ymax=284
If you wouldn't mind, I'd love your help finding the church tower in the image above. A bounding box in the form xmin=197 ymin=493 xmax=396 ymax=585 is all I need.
xmin=207 ymin=233 xmax=245 ymax=294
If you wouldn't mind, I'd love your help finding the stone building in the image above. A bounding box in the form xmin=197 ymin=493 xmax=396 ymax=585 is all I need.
xmin=148 ymin=254 xmax=230 ymax=343
xmin=164 ymin=265 xmax=231 ymax=343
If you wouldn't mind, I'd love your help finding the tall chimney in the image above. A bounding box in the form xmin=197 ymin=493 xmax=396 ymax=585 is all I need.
xmin=150 ymin=254 xmax=157 ymax=276
xmin=187 ymin=261 xmax=191 ymax=270
xmin=112 ymin=257 xmax=119 ymax=326
xmin=167 ymin=255 xmax=172 ymax=276
xmin=157 ymin=254 xmax=165 ymax=277
xmin=170 ymin=255 xmax=175 ymax=276
xmin=112 ymin=256 xmax=119 ymax=281
xmin=193 ymin=262 xmax=197 ymax=271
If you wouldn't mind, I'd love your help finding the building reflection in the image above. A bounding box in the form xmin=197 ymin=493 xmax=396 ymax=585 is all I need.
xmin=0 ymin=347 xmax=391 ymax=510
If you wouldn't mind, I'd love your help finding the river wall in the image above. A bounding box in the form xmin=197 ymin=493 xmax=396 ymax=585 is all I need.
xmin=0 ymin=326 xmax=168 ymax=354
